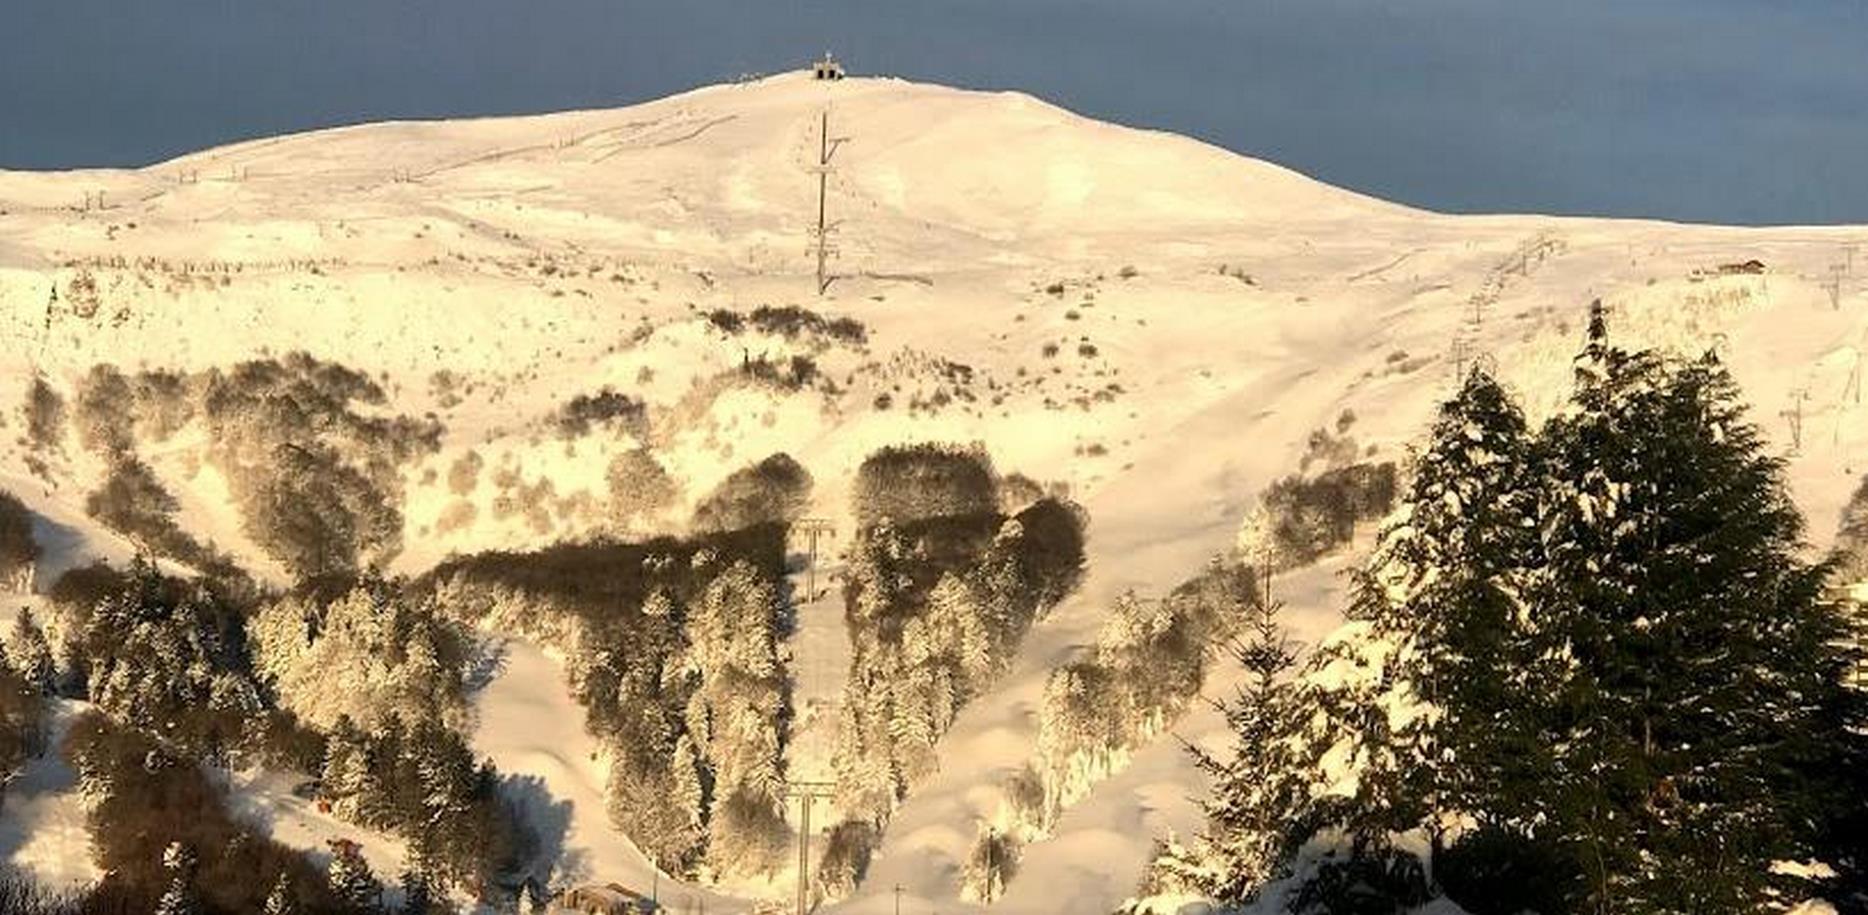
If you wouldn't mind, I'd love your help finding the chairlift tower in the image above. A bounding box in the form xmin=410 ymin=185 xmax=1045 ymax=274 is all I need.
xmin=810 ymin=108 xmax=850 ymax=296
xmin=786 ymin=779 xmax=837 ymax=915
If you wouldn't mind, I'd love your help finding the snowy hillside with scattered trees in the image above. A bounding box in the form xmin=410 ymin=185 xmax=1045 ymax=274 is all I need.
xmin=0 ymin=72 xmax=1863 ymax=914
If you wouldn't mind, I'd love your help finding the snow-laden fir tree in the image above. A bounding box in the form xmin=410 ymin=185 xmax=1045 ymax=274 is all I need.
xmin=1191 ymin=557 xmax=1302 ymax=902
xmin=1180 ymin=313 xmax=1868 ymax=911
xmin=1331 ymin=366 xmax=1541 ymax=853
xmin=1530 ymin=313 xmax=1862 ymax=910
xmin=263 ymin=872 xmax=298 ymax=915
xmin=3 ymin=608 xmax=55 ymax=695
xmin=154 ymin=842 xmax=202 ymax=915
xmin=683 ymin=559 xmax=790 ymax=874
xmin=327 ymin=844 xmax=383 ymax=914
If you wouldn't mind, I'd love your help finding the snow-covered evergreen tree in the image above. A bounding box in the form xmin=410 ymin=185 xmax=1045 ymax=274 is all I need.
xmin=1192 ymin=561 xmax=1302 ymax=902
xmin=3 ymin=608 xmax=55 ymax=695
xmin=154 ymin=842 xmax=202 ymax=915
xmin=684 ymin=560 xmax=789 ymax=875
xmin=1530 ymin=319 xmax=1856 ymax=910
xmin=263 ymin=872 xmax=298 ymax=915
xmin=327 ymin=845 xmax=383 ymax=914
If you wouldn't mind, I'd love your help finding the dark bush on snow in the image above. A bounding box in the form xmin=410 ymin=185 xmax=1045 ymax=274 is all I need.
xmin=1261 ymin=461 xmax=1397 ymax=566
xmin=21 ymin=376 xmax=65 ymax=452
xmin=1289 ymin=847 xmax=1432 ymax=915
xmin=853 ymin=443 xmax=998 ymax=526
xmin=555 ymin=387 xmax=647 ymax=438
xmin=749 ymin=305 xmax=868 ymax=345
xmin=1005 ymin=497 xmax=1088 ymax=610
xmin=0 ymin=489 xmax=40 ymax=582
xmin=1437 ymin=825 xmax=1585 ymax=915
xmin=692 ymin=453 xmax=813 ymax=533
xmin=63 ymin=712 xmax=341 ymax=915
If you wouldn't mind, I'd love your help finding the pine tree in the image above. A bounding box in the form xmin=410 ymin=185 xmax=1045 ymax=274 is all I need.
xmin=1193 ymin=560 xmax=1302 ymax=902
xmin=1530 ymin=319 xmax=1856 ymax=911
xmin=4 ymin=609 xmax=55 ymax=695
xmin=327 ymin=845 xmax=382 ymax=914
xmin=400 ymin=864 xmax=433 ymax=915
xmin=154 ymin=842 xmax=202 ymax=915
xmin=1346 ymin=367 xmax=1541 ymax=850
xmin=263 ymin=872 xmax=298 ymax=915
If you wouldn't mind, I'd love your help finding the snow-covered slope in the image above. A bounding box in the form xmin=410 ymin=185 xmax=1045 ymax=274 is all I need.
xmin=2 ymin=72 xmax=1865 ymax=913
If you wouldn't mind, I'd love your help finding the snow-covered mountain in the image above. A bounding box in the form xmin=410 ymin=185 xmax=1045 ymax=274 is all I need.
xmin=2 ymin=72 xmax=1864 ymax=914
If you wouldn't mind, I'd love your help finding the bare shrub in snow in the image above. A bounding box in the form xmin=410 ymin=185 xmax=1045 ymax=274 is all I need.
xmin=447 ymin=449 xmax=483 ymax=496
xmin=553 ymin=387 xmax=647 ymax=438
xmin=20 ymin=376 xmax=64 ymax=453
xmin=607 ymin=448 xmax=676 ymax=529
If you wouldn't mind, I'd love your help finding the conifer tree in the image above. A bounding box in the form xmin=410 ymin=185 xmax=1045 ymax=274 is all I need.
xmin=1347 ymin=367 xmax=1541 ymax=850
xmin=1533 ymin=324 xmax=1819 ymax=908
xmin=154 ymin=842 xmax=203 ymax=915
xmin=263 ymin=872 xmax=298 ymax=915
xmin=4 ymin=608 xmax=55 ymax=695
xmin=327 ymin=845 xmax=382 ymax=914
xmin=1193 ymin=557 xmax=1302 ymax=902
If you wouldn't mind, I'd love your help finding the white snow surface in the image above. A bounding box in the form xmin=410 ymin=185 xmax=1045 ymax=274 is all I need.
xmin=0 ymin=697 xmax=100 ymax=889
xmin=1 ymin=72 xmax=1865 ymax=912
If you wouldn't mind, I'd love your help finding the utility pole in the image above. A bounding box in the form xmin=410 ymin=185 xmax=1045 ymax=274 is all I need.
xmin=1782 ymin=387 xmax=1809 ymax=453
xmin=796 ymin=518 xmax=834 ymax=602
xmin=787 ymin=779 xmax=836 ymax=915
xmin=1828 ymin=263 xmax=1847 ymax=311
xmin=894 ymin=884 xmax=903 ymax=915
xmin=809 ymin=108 xmax=848 ymax=296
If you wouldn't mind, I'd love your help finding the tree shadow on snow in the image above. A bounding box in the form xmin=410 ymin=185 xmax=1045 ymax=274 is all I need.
xmin=500 ymin=772 xmax=585 ymax=887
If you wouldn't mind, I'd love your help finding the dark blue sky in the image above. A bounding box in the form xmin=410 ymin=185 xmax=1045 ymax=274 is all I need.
xmin=6 ymin=0 xmax=1866 ymax=225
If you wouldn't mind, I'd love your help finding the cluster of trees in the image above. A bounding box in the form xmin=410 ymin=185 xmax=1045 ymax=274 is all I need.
xmin=66 ymin=355 xmax=440 ymax=580
xmin=425 ymin=522 xmax=794 ymax=880
xmin=690 ymin=453 xmax=812 ymax=534
xmin=1033 ymin=430 xmax=1395 ymax=847
xmin=53 ymin=560 xmax=269 ymax=763
xmin=63 ymin=712 xmax=345 ymax=914
xmin=320 ymin=712 xmax=521 ymax=896
xmin=826 ymin=444 xmax=1086 ymax=893
xmin=1165 ymin=315 xmax=1868 ymax=914
xmin=0 ymin=489 xmax=40 ymax=588
xmin=28 ymin=558 xmax=522 ymax=906
xmin=1037 ymin=563 xmax=1259 ymax=827
xmin=82 ymin=457 xmax=240 ymax=579
xmin=250 ymin=582 xmax=478 ymax=733
xmin=0 ymin=617 xmax=50 ymax=798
